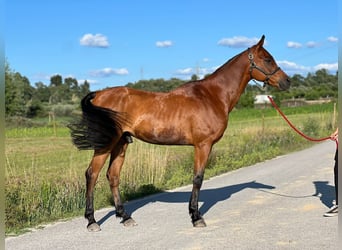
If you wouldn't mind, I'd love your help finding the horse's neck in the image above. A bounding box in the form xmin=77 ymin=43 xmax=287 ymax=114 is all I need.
xmin=204 ymin=54 xmax=251 ymax=113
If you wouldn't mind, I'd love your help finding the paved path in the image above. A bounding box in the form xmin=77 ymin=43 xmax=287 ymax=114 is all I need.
xmin=5 ymin=142 xmax=338 ymax=250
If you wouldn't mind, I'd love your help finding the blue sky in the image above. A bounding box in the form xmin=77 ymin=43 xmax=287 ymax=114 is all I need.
xmin=6 ymin=1 xmax=338 ymax=90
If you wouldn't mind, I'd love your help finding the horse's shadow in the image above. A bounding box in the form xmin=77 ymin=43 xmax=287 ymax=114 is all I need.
xmin=312 ymin=181 xmax=335 ymax=208
xmin=97 ymin=180 xmax=274 ymax=226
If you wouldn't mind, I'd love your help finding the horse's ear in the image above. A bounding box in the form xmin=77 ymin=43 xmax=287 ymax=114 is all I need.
xmin=256 ymin=35 xmax=265 ymax=47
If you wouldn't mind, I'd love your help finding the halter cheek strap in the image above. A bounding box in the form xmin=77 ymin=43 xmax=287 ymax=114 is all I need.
xmin=248 ymin=48 xmax=280 ymax=85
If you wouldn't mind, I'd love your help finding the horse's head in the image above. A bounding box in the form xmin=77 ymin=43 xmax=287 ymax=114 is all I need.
xmin=248 ymin=35 xmax=290 ymax=90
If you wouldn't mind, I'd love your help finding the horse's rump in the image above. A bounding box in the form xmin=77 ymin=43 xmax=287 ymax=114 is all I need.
xmin=68 ymin=92 xmax=128 ymax=151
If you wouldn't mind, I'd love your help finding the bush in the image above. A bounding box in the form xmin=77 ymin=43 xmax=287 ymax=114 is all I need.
xmin=51 ymin=104 xmax=76 ymax=116
xmin=303 ymin=117 xmax=320 ymax=137
xmin=5 ymin=116 xmax=45 ymax=128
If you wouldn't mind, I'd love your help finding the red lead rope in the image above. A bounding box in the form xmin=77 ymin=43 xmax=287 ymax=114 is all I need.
xmin=267 ymin=96 xmax=338 ymax=147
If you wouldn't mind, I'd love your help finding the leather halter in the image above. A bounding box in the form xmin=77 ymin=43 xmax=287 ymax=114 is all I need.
xmin=248 ymin=48 xmax=280 ymax=85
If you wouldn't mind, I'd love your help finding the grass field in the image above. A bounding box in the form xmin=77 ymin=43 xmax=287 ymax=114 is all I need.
xmin=5 ymin=103 xmax=337 ymax=235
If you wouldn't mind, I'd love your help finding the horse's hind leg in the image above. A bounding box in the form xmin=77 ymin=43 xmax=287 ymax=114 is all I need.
xmin=85 ymin=152 xmax=110 ymax=232
xmin=107 ymin=137 xmax=137 ymax=227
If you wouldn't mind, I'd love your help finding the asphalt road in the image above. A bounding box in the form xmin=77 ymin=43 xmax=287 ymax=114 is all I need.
xmin=5 ymin=141 xmax=338 ymax=250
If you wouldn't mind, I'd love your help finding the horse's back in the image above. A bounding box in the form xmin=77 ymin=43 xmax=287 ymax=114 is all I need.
xmin=92 ymin=85 xmax=204 ymax=111
xmin=93 ymin=86 xmax=153 ymax=105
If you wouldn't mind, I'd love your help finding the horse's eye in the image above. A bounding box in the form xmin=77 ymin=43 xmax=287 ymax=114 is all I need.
xmin=265 ymin=58 xmax=272 ymax=63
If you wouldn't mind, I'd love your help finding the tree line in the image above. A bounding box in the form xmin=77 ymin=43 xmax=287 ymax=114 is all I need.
xmin=5 ymin=62 xmax=90 ymax=118
xmin=5 ymin=60 xmax=338 ymax=119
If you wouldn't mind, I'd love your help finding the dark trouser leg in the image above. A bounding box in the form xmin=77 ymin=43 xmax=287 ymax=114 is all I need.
xmin=334 ymin=150 xmax=338 ymax=204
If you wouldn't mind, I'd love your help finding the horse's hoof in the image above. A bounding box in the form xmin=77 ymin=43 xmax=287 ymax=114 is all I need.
xmin=122 ymin=217 xmax=137 ymax=227
xmin=193 ymin=218 xmax=207 ymax=227
xmin=87 ymin=223 xmax=101 ymax=232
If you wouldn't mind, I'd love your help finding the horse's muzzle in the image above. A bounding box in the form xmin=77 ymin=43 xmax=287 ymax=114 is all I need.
xmin=279 ymin=78 xmax=291 ymax=90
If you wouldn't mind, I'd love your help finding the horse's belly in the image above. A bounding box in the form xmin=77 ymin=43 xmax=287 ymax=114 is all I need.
xmin=134 ymin=126 xmax=191 ymax=145
xmin=135 ymin=128 xmax=191 ymax=145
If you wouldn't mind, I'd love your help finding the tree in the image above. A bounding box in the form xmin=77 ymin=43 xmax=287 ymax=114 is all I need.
xmin=5 ymin=63 xmax=35 ymax=117
xmin=50 ymin=74 xmax=62 ymax=87
xmin=236 ymin=91 xmax=255 ymax=108
xmin=79 ymin=80 xmax=90 ymax=98
xmin=34 ymin=81 xmax=51 ymax=102
xmin=290 ymin=74 xmax=305 ymax=88
xmin=65 ymin=77 xmax=79 ymax=96
xmin=126 ymin=78 xmax=184 ymax=92
xmin=191 ymin=74 xmax=198 ymax=81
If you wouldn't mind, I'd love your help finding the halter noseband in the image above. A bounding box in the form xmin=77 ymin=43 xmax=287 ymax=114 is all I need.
xmin=248 ymin=48 xmax=280 ymax=86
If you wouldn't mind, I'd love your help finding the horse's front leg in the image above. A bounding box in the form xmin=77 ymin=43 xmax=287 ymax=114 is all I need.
xmin=189 ymin=143 xmax=212 ymax=227
xmin=85 ymin=152 xmax=109 ymax=232
xmin=107 ymin=139 xmax=137 ymax=227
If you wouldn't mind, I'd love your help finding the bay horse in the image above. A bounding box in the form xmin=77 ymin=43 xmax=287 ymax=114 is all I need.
xmin=69 ymin=35 xmax=290 ymax=231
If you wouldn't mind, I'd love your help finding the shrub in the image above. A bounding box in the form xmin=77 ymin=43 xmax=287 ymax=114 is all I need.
xmin=303 ymin=117 xmax=320 ymax=137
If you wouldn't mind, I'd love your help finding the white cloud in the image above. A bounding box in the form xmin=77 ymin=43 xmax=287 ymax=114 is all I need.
xmin=80 ymin=33 xmax=110 ymax=48
xmin=313 ymin=63 xmax=338 ymax=72
xmin=327 ymin=36 xmax=338 ymax=42
xmin=175 ymin=66 xmax=217 ymax=79
xmin=176 ymin=67 xmax=193 ymax=75
xmin=277 ymin=60 xmax=310 ymax=73
xmin=217 ymin=36 xmax=260 ymax=48
xmin=286 ymin=41 xmax=302 ymax=49
xmin=306 ymin=41 xmax=320 ymax=48
xmin=90 ymin=67 xmax=129 ymax=77
xmin=277 ymin=60 xmax=338 ymax=75
xmin=156 ymin=40 xmax=173 ymax=48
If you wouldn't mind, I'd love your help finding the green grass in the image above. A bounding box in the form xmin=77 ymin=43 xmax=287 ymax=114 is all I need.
xmin=5 ymin=103 xmax=337 ymax=235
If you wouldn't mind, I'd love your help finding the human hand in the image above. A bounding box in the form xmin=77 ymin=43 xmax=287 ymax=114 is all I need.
xmin=330 ymin=128 xmax=338 ymax=141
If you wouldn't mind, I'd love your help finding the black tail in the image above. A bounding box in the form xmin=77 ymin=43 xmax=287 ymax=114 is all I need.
xmin=68 ymin=92 xmax=126 ymax=151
